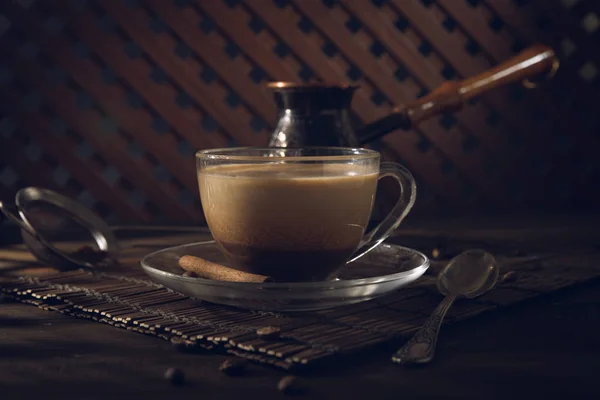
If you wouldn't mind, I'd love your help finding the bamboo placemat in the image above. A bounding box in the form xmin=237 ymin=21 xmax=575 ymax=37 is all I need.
xmin=2 ymin=233 xmax=600 ymax=371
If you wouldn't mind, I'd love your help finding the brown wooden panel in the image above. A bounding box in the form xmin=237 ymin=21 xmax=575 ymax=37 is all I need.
xmin=438 ymin=0 xmax=514 ymax=57
xmin=0 ymin=86 xmax=146 ymax=222
xmin=448 ymin=0 xmax=600 ymax=200
xmin=2 ymin=134 xmax=72 ymax=201
xmin=1 ymin=0 xmax=598 ymax=222
xmin=8 ymin=8 xmax=198 ymax=195
xmin=94 ymin=1 xmax=265 ymax=147
xmin=438 ymin=0 xmax=596 ymax=146
xmin=386 ymin=0 xmax=597 ymax=206
xmin=294 ymin=0 xmax=500 ymax=200
xmin=198 ymin=0 xmax=311 ymax=82
xmin=50 ymin=1 xmax=237 ymax=150
xmin=242 ymin=1 xmax=387 ymax=121
xmin=144 ymin=0 xmax=275 ymax=124
xmin=0 ymin=30 xmax=192 ymax=221
xmin=339 ymin=0 xmax=508 ymax=156
xmin=389 ymin=0 xmax=535 ymax=142
xmin=243 ymin=0 xmax=469 ymax=204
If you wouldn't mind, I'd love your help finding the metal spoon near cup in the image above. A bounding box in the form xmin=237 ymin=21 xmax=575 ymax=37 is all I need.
xmin=392 ymin=249 xmax=499 ymax=365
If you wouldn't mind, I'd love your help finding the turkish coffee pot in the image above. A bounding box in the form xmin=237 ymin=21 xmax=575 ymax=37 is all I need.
xmin=267 ymin=45 xmax=559 ymax=147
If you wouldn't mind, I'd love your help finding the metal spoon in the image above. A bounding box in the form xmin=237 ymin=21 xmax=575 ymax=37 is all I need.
xmin=392 ymin=249 xmax=499 ymax=365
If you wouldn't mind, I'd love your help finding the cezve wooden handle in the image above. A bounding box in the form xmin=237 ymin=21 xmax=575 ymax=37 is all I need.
xmin=403 ymin=44 xmax=559 ymax=124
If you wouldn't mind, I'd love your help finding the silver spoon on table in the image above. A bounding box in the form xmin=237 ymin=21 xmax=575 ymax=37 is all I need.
xmin=392 ymin=249 xmax=499 ymax=365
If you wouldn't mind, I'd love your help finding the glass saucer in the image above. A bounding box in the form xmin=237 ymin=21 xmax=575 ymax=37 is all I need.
xmin=140 ymin=241 xmax=429 ymax=312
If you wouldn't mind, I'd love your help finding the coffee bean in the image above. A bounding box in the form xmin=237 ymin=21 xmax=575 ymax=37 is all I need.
xmin=256 ymin=326 xmax=281 ymax=340
xmin=277 ymin=375 xmax=299 ymax=394
xmin=170 ymin=336 xmax=184 ymax=345
xmin=164 ymin=367 xmax=185 ymax=386
xmin=502 ymin=271 xmax=518 ymax=283
xmin=170 ymin=336 xmax=187 ymax=351
xmin=219 ymin=358 xmax=247 ymax=376
xmin=182 ymin=271 xmax=198 ymax=278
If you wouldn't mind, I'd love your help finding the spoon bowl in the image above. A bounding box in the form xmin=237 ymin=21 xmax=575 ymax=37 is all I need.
xmin=437 ymin=249 xmax=499 ymax=298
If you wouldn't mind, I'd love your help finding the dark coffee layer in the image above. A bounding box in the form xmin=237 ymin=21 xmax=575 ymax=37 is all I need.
xmin=218 ymin=242 xmax=356 ymax=282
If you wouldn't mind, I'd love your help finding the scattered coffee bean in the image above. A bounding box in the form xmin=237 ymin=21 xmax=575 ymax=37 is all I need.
xmin=431 ymin=248 xmax=441 ymax=259
xmin=170 ymin=336 xmax=184 ymax=344
xmin=219 ymin=358 xmax=247 ymax=376
xmin=170 ymin=336 xmax=187 ymax=351
xmin=256 ymin=326 xmax=281 ymax=340
xmin=502 ymin=271 xmax=518 ymax=283
xmin=278 ymin=375 xmax=299 ymax=394
xmin=182 ymin=271 xmax=198 ymax=278
xmin=164 ymin=367 xmax=185 ymax=386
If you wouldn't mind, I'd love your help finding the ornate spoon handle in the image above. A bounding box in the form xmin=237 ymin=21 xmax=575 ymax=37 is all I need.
xmin=392 ymin=294 xmax=457 ymax=365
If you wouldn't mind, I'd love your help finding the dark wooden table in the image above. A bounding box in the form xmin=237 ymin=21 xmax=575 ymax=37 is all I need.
xmin=2 ymin=213 xmax=600 ymax=399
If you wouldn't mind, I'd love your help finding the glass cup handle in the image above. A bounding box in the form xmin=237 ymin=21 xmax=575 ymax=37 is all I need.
xmin=348 ymin=162 xmax=417 ymax=264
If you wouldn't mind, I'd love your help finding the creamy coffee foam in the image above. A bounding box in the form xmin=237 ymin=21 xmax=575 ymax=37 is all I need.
xmin=198 ymin=163 xmax=378 ymax=281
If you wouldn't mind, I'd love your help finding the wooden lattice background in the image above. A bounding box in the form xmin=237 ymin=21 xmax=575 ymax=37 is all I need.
xmin=0 ymin=0 xmax=599 ymax=224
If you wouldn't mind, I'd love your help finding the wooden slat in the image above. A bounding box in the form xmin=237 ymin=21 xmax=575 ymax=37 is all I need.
xmin=339 ymin=1 xmax=507 ymax=157
xmin=1 ymin=39 xmax=192 ymax=222
xmin=0 ymin=93 xmax=147 ymax=221
xmin=309 ymin=1 xmax=502 ymax=199
xmin=485 ymin=0 xmax=600 ymax=107
xmin=1 ymin=0 xmax=596 ymax=218
xmin=197 ymin=1 xmax=298 ymax=82
xmin=49 ymin=1 xmax=233 ymax=150
xmin=483 ymin=0 xmax=599 ymax=109
xmin=437 ymin=0 xmax=514 ymax=58
xmin=387 ymin=0 xmax=574 ymax=203
xmin=292 ymin=0 xmax=422 ymax=105
xmin=486 ymin=0 xmax=599 ymax=98
xmin=143 ymin=0 xmax=275 ymax=126
xmin=7 ymin=3 xmax=198 ymax=198
xmin=390 ymin=0 xmax=536 ymax=145
xmin=438 ymin=0 xmax=596 ymax=106
xmin=290 ymin=0 xmax=495 ymax=201
xmin=243 ymin=0 xmax=467 ymax=204
xmin=1 ymin=135 xmax=71 ymax=200
xmin=435 ymin=0 xmax=597 ymax=146
xmin=483 ymin=1 xmax=561 ymax=56
xmin=91 ymin=1 xmax=262 ymax=147
xmin=205 ymin=1 xmax=468 ymax=208
xmin=0 ymin=54 xmax=146 ymax=222
xmin=243 ymin=0 xmax=387 ymax=123
xmin=437 ymin=0 xmax=600 ymax=189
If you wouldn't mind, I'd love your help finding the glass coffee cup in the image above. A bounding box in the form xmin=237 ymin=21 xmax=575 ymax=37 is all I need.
xmin=196 ymin=147 xmax=416 ymax=282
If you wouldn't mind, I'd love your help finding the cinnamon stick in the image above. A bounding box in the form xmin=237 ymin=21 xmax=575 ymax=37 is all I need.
xmin=178 ymin=255 xmax=271 ymax=283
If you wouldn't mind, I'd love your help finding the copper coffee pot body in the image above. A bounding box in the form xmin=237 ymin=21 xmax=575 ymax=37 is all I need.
xmin=267 ymin=45 xmax=559 ymax=148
